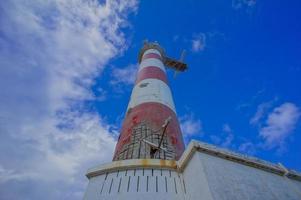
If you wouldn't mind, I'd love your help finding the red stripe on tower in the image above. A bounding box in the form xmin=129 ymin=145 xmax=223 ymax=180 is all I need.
xmin=136 ymin=66 xmax=168 ymax=84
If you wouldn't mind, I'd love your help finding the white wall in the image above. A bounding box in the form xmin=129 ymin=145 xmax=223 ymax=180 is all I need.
xmin=182 ymin=151 xmax=301 ymax=200
xmin=84 ymin=168 xmax=185 ymax=200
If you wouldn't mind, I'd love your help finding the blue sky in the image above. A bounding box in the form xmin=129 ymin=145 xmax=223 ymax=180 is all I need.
xmin=0 ymin=0 xmax=300 ymax=199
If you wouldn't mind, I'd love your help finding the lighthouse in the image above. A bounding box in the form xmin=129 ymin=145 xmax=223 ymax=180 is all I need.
xmin=113 ymin=41 xmax=186 ymax=161
xmin=84 ymin=42 xmax=301 ymax=200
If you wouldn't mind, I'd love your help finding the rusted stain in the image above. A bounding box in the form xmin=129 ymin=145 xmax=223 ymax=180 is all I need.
xmin=160 ymin=159 xmax=166 ymax=166
xmin=141 ymin=159 xmax=149 ymax=167
xmin=160 ymin=159 xmax=177 ymax=168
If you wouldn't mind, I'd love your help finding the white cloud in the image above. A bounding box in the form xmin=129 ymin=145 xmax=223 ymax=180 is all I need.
xmin=210 ymin=124 xmax=258 ymax=155
xmin=236 ymin=89 xmax=266 ymax=111
xmin=238 ymin=142 xmax=256 ymax=155
xmin=0 ymin=0 xmax=137 ymax=199
xmin=250 ymin=101 xmax=273 ymax=125
xmin=110 ymin=64 xmax=138 ymax=85
xmin=210 ymin=124 xmax=234 ymax=148
xmin=210 ymin=135 xmax=222 ymax=144
xmin=191 ymin=33 xmax=206 ymax=52
xmin=173 ymin=35 xmax=180 ymax=41
xmin=221 ymin=124 xmax=234 ymax=148
xmin=232 ymin=0 xmax=256 ymax=10
xmin=222 ymin=123 xmax=232 ymax=133
xmin=259 ymin=103 xmax=300 ymax=149
xmin=0 ymin=112 xmax=117 ymax=180
xmin=180 ymin=113 xmax=203 ymax=137
xmin=94 ymin=87 xmax=108 ymax=101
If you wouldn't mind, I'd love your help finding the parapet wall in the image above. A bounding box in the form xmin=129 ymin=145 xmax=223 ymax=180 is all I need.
xmin=84 ymin=159 xmax=185 ymax=200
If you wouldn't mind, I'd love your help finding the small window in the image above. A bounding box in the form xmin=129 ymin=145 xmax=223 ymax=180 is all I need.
xmin=139 ymin=82 xmax=149 ymax=88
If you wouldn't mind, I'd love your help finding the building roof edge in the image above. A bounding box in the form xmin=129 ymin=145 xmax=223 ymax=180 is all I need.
xmin=177 ymin=140 xmax=301 ymax=182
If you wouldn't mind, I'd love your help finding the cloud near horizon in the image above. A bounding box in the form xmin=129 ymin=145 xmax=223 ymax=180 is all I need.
xmin=191 ymin=33 xmax=206 ymax=52
xmin=0 ymin=0 xmax=138 ymax=199
xmin=220 ymin=124 xmax=235 ymax=148
xmin=259 ymin=102 xmax=300 ymax=150
xmin=180 ymin=113 xmax=203 ymax=144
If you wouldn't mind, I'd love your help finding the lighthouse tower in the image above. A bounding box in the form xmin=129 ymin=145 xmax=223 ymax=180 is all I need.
xmin=113 ymin=42 xmax=186 ymax=161
xmin=84 ymin=42 xmax=301 ymax=200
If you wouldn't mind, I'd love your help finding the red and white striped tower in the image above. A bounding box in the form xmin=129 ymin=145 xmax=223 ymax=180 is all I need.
xmin=113 ymin=42 xmax=187 ymax=161
xmin=84 ymin=42 xmax=189 ymax=200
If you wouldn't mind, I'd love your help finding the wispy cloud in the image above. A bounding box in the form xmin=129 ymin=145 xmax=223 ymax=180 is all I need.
xmin=94 ymin=87 xmax=108 ymax=102
xmin=236 ymin=89 xmax=266 ymax=111
xmin=180 ymin=113 xmax=203 ymax=144
xmin=0 ymin=0 xmax=138 ymax=199
xmin=259 ymin=103 xmax=300 ymax=149
xmin=232 ymin=0 xmax=256 ymax=10
xmin=173 ymin=35 xmax=180 ymax=42
xmin=223 ymin=123 xmax=232 ymax=133
xmin=238 ymin=142 xmax=256 ymax=155
xmin=209 ymin=124 xmax=235 ymax=149
xmin=250 ymin=101 xmax=273 ymax=125
xmin=220 ymin=124 xmax=235 ymax=148
xmin=209 ymin=123 xmax=258 ymax=156
xmin=191 ymin=33 xmax=206 ymax=52
xmin=110 ymin=64 xmax=138 ymax=85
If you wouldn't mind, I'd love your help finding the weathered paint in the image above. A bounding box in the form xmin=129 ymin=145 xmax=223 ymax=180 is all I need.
xmin=114 ymin=102 xmax=184 ymax=161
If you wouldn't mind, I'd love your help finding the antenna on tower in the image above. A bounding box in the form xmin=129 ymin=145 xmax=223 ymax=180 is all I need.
xmin=173 ymin=50 xmax=186 ymax=78
xmin=164 ymin=51 xmax=188 ymax=72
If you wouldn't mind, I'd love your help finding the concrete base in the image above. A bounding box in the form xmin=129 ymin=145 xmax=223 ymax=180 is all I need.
xmin=84 ymin=140 xmax=301 ymax=200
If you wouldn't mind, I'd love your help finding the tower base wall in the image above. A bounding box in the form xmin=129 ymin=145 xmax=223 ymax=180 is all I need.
xmin=84 ymin=141 xmax=301 ymax=200
xmin=83 ymin=159 xmax=185 ymax=200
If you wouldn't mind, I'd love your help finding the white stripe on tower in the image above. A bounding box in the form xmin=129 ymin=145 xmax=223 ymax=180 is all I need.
xmin=127 ymin=48 xmax=176 ymax=113
xmin=138 ymin=49 xmax=166 ymax=72
xmin=144 ymin=49 xmax=161 ymax=55
xmin=127 ymin=78 xmax=176 ymax=112
xmin=139 ymin=58 xmax=166 ymax=72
